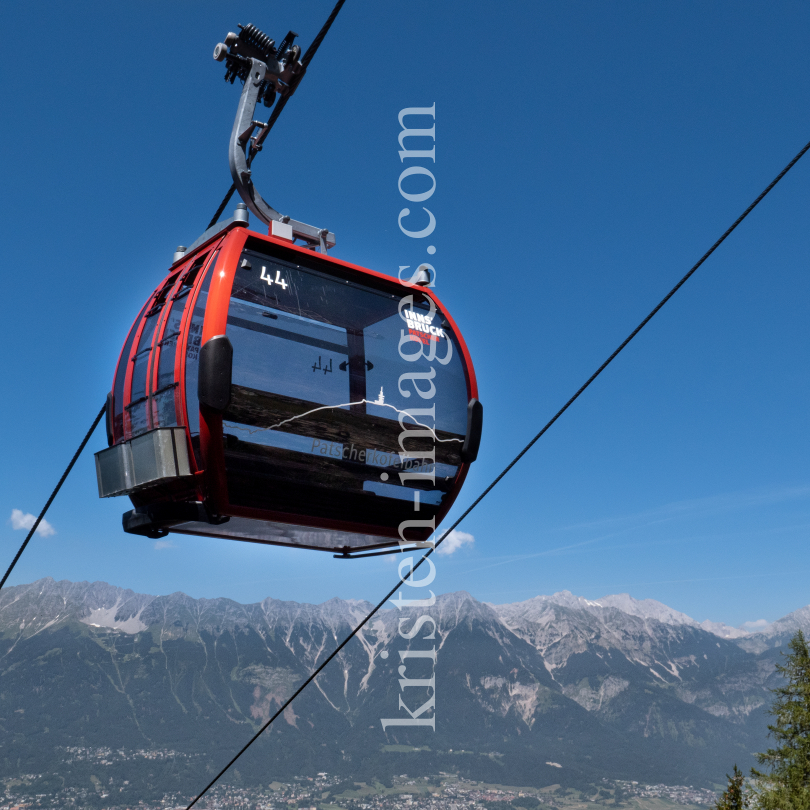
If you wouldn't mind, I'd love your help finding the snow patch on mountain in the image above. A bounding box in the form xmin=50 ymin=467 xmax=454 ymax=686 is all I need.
xmin=80 ymin=600 xmax=148 ymax=634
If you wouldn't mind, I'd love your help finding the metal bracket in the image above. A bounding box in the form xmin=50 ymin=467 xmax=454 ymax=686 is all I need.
xmin=333 ymin=545 xmax=431 ymax=560
xmin=175 ymin=207 xmax=249 ymax=265
xmin=226 ymin=54 xmax=336 ymax=253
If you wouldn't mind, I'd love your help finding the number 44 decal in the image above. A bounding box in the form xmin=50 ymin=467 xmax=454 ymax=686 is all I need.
xmin=260 ymin=266 xmax=288 ymax=290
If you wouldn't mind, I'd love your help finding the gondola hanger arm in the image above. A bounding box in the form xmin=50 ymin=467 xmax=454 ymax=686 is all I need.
xmin=217 ymin=25 xmax=336 ymax=253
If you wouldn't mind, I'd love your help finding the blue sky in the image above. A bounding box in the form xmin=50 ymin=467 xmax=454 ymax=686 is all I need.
xmin=0 ymin=1 xmax=808 ymax=628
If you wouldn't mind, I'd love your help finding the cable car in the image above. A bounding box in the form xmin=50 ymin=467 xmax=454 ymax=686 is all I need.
xmin=94 ymin=22 xmax=482 ymax=557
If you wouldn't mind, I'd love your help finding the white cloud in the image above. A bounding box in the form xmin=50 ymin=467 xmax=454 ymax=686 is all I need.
xmin=741 ymin=619 xmax=770 ymax=631
xmin=437 ymin=529 xmax=474 ymax=556
xmin=10 ymin=509 xmax=55 ymax=537
xmin=154 ymin=539 xmax=175 ymax=550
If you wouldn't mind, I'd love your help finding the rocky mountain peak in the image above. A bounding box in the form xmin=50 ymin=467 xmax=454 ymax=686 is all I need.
xmin=596 ymin=593 xmax=699 ymax=627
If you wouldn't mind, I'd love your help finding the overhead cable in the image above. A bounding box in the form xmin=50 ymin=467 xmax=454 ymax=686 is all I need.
xmin=0 ymin=403 xmax=106 ymax=592
xmin=183 ymin=136 xmax=810 ymax=809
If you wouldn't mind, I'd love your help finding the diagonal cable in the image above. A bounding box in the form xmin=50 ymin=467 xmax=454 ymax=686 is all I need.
xmin=207 ymin=0 xmax=348 ymax=229
xmin=183 ymin=136 xmax=810 ymax=809
xmin=0 ymin=403 xmax=106 ymax=592
xmin=300 ymin=0 xmax=346 ymax=68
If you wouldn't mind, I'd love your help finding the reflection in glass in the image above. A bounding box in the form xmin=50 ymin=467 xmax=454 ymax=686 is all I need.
xmin=221 ymin=248 xmax=469 ymax=537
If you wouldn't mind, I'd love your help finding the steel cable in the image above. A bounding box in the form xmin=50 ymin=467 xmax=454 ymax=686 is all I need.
xmin=183 ymin=137 xmax=810 ymax=809
xmin=301 ymin=0 xmax=346 ymax=68
xmin=0 ymin=403 xmax=106 ymax=592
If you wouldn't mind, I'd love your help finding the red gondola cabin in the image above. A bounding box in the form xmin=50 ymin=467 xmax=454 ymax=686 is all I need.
xmin=95 ymin=214 xmax=482 ymax=555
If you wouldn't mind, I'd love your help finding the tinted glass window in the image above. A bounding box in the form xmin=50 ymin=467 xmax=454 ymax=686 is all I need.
xmin=364 ymin=299 xmax=468 ymax=434
xmin=124 ymin=274 xmax=179 ymax=438
xmin=112 ymin=302 xmax=147 ymax=443
xmin=222 ymin=248 xmax=469 ymax=535
xmin=156 ymin=302 xmax=184 ymax=390
xmin=127 ymin=311 xmax=160 ymax=437
xmin=228 ymin=299 xmax=351 ymax=403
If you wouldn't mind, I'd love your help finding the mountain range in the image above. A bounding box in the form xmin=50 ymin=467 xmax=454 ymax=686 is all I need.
xmin=1 ymin=577 xmax=806 ymax=799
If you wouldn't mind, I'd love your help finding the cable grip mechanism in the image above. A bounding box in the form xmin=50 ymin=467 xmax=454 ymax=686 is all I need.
xmin=214 ymin=23 xmax=335 ymax=253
